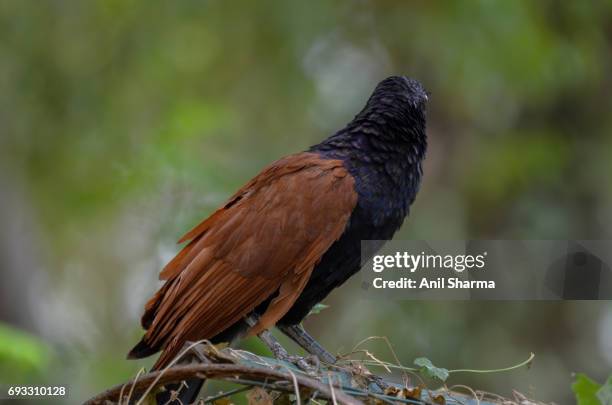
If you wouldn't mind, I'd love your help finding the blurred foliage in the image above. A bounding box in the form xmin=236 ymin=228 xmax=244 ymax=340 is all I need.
xmin=0 ymin=0 xmax=611 ymax=403
xmin=572 ymin=373 xmax=612 ymax=405
xmin=0 ymin=323 xmax=51 ymax=384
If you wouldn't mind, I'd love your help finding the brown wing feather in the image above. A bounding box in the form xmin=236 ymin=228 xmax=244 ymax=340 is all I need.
xmin=137 ymin=152 xmax=357 ymax=369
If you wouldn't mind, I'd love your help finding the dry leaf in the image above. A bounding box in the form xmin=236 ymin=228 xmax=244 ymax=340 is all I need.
xmin=432 ymin=394 xmax=446 ymax=405
xmin=247 ymin=387 xmax=273 ymax=405
xmin=384 ymin=386 xmax=400 ymax=396
xmin=405 ymin=386 xmax=423 ymax=399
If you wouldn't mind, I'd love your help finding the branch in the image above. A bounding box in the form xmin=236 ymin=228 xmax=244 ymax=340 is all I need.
xmin=84 ymin=363 xmax=363 ymax=405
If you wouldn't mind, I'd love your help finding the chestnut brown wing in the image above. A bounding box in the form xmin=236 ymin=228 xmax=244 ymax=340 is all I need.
xmin=136 ymin=152 xmax=357 ymax=368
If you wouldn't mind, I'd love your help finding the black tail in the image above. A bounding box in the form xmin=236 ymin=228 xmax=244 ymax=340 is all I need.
xmin=155 ymin=378 xmax=204 ymax=405
xmin=127 ymin=338 xmax=204 ymax=404
xmin=127 ymin=337 xmax=159 ymax=359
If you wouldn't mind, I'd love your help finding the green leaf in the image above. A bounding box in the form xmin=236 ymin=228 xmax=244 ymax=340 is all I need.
xmin=597 ymin=376 xmax=612 ymax=405
xmin=572 ymin=373 xmax=602 ymax=405
xmin=414 ymin=357 xmax=449 ymax=382
xmin=307 ymin=303 xmax=330 ymax=317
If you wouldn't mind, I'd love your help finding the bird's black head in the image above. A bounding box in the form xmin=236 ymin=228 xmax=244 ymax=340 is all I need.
xmin=366 ymin=76 xmax=428 ymax=111
xmin=354 ymin=76 xmax=428 ymax=140
xmin=313 ymin=76 xmax=428 ymax=161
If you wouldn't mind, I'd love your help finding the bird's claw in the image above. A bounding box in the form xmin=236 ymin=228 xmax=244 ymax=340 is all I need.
xmin=276 ymin=352 xmax=320 ymax=374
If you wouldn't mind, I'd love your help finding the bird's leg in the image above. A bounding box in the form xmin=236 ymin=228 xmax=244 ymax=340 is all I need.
xmin=244 ymin=315 xmax=318 ymax=372
xmin=244 ymin=315 xmax=315 ymax=372
xmin=278 ymin=324 xmax=336 ymax=364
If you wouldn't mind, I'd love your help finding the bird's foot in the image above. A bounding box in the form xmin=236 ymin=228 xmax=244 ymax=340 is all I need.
xmin=276 ymin=352 xmax=320 ymax=374
xmin=245 ymin=316 xmax=320 ymax=373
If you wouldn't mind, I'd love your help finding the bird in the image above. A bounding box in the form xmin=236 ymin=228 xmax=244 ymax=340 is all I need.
xmin=127 ymin=75 xmax=428 ymax=404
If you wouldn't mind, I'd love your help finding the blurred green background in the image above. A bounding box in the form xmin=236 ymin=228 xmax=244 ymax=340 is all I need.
xmin=1 ymin=1 xmax=611 ymax=403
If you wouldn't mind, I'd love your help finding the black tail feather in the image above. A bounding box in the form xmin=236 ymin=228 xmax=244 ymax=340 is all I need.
xmin=127 ymin=337 xmax=159 ymax=359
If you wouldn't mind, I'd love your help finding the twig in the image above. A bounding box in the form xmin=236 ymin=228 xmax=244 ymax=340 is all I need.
xmin=351 ymin=336 xmax=410 ymax=387
xmin=328 ymin=372 xmax=338 ymax=405
xmin=84 ymin=363 xmax=362 ymax=405
xmin=448 ymin=384 xmax=480 ymax=405
xmin=203 ymin=385 xmax=253 ymax=404
xmin=125 ymin=367 xmax=146 ymax=404
xmin=282 ymin=364 xmax=301 ymax=405
xmin=448 ymin=352 xmax=535 ymax=375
